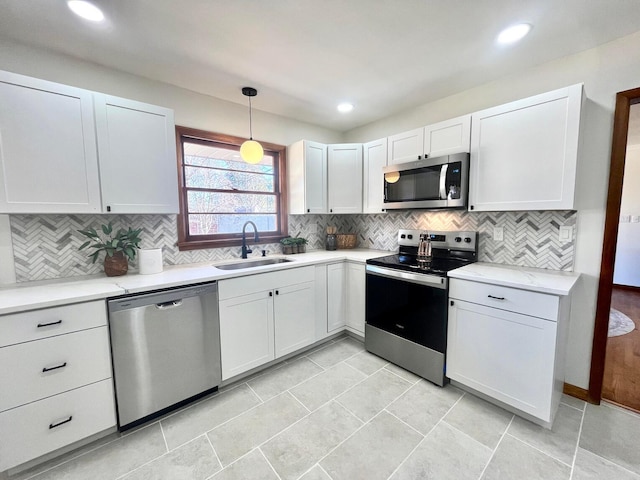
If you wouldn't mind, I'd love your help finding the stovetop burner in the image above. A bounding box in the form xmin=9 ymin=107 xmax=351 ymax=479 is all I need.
xmin=366 ymin=229 xmax=478 ymax=276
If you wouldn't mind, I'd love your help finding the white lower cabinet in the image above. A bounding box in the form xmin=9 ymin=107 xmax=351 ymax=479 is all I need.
xmin=327 ymin=262 xmax=346 ymax=333
xmin=447 ymin=278 xmax=569 ymax=426
xmin=218 ymin=267 xmax=316 ymax=380
xmin=345 ymin=262 xmax=365 ymax=335
xmin=0 ymin=301 xmax=116 ymax=471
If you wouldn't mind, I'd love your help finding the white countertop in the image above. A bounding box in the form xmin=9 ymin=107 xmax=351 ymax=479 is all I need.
xmin=0 ymin=249 xmax=389 ymax=315
xmin=447 ymin=262 xmax=580 ymax=296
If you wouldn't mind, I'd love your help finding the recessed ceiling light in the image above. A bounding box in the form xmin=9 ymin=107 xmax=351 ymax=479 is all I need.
xmin=497 ymin=23 xmax=531 ymax=45
xmin=337 ymin=103 xmax=354 ymax=113
xmin=67 ymin=1 xmax=105 ymax=22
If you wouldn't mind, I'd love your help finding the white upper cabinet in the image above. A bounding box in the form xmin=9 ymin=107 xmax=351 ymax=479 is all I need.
xmin=469 ymin=84 xmax=583 ymax=212
xmin=424 ymin=114 xmax=471 ymax=158
xmin=287 ymin=140 xmax=328 ymax=214
xmin=387 ymin=127 xmax=424 ymax=165
xmin=0 ymin=70 xmax=102 ymax=214
xmin=0 ymin=69 xmax=179 ymax=214
xmin=386 ymin=115 xmax=471 ymax=167
xmin=94 ymin=94 xmax=179 ymax=214
xmin=362 ymin=138 xmax=388 ymax=214
xmin=328 ymin=143 xmax=363 ymax=214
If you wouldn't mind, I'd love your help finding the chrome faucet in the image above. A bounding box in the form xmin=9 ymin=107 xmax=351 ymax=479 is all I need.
xmin=241 ymin=221 xmax=260 ymax=259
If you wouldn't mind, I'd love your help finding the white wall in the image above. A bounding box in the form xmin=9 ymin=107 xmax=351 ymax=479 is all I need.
xmin=0 ymin=39 xmax=343 ymax=146
xmin=346 ymin=30 xmax=640 ymax=389
xmin=613 ymin=144 xmax=640 ymax=286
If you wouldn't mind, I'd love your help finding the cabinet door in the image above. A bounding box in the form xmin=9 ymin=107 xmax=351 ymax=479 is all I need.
xmin=345 ymin=263 xmax=365 ymax=335
xmin=94 ymin=94 xmax=179 ymax=214
xmin=424 ymin=115 xmax=471 ymax=158
xmin=219 ymin=291 xmax=274 ymax=380
xmin=327 ymin=263 xmax=346 ymax=332
xmin=328 ymin=143 xmax=363 ymax=214
xmin=287 ymin=140 xmax=327 ymax=214
xmin=469 ymin=84 xmax=583 ymax=211
xmin=362 ymin=138 xmax=388 ymax=214
xmin=274 ymin=281 xmax=315 ymax=358
xmin=0 ymin=70 xmax=101 ymax=213
xmin=447 ymin=299 xmax=557 ymax=421
xmin=387 ymin=128 xmax=424 ymax=165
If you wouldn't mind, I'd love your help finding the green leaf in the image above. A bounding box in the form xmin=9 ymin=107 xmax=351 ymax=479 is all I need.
xmin=90 ymin=251 xmax=100 ymax=264
xmin=78 ymin=240 xmax=91 ymax=250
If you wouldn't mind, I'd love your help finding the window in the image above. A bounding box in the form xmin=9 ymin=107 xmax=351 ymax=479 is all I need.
xmin=176 ymin=126 xmax=288 ymax=250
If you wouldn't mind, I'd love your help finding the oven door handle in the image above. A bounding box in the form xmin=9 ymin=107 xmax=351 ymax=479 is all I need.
xmin=439 ymin=164 xmax=448 ymax=200
xmin=365 ymin=265 xmax=447 ymax=289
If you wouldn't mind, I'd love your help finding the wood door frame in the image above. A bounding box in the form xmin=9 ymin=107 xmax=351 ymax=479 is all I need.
xmin=588 ymin=87 xmax=640 ymax=403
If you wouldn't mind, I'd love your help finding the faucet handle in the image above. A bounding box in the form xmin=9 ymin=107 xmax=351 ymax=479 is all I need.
xmin=246 ymin=247 xmax=253 ymax=255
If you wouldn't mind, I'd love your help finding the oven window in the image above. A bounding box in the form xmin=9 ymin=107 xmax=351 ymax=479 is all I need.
xmin=365 ymin=273 xmax=447 ymax=353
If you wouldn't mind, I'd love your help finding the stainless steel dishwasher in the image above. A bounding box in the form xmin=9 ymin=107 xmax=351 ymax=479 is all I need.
xmin=108 ymin=282 xmax=221 ymax=430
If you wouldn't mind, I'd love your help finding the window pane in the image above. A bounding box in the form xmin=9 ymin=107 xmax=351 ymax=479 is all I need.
xmin=187 ymin=191 xmax=276 ymax=213
xmin=184 ymin=142 xmax=274 ymax=174
xmin=188 ymin=214 xmax=278 ymax=235
xmin=184 ymin=166 xmax=274 ymax=192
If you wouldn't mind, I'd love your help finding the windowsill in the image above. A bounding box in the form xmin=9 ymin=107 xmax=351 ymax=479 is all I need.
xmin=177 ymin=234 xmax=289 ymax=251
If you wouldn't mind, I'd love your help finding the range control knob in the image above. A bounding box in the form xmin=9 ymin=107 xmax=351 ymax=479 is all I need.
xmin=400 ymin=234 xmax=406 ymax=239
xmin=464 ymin=237 xmax=472 ymax=243
xmin=407 ymin=234 xmax=413 ymax=239
xmin=454 ymin=237 xmax=462 ymax=242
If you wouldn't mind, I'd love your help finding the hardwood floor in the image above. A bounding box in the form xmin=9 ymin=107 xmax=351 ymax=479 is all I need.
xmin=603 ymin=286 xmax=640 ymax=412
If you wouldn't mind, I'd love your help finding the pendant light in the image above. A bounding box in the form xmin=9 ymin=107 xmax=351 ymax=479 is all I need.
xmin=240 ymin=87 xmax=264 ymax=164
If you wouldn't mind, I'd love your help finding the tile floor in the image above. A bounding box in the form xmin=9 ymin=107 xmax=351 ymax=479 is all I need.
xmin=5 ymin=336 xmax=640 ymax=480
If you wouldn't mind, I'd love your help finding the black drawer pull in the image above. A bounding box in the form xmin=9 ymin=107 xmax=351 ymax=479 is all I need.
xmin=42 ymin=362 xmax=67 ymax=373
xmin=49 ymin=416 xmax=73 ymax=429
xmin=37 ymin=320 xmax=62 ymax=328
xmin=488 ymin=295 xmax=505 ymax=300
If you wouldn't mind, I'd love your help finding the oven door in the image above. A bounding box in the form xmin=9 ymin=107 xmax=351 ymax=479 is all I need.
xmin=365 ymin=265 xmax=448 ymax=353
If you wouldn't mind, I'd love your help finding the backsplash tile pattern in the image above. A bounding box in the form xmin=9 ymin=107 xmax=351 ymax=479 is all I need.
xmin=289 ymin=210 xmax=577 ymax=271
xmin=10 ymin=209 xmax=576 ymax=282
xmin=10 ymin=214 xmax=282 ymax=282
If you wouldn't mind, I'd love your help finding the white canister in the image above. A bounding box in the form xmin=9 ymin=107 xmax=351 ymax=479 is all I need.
xmin=138 ymin=248 xmax=163 ymax=275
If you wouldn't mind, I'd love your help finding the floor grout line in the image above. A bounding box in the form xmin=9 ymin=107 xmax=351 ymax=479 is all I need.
xmin=575 ymin=448 xmax=640 ymax=478
xmin=476 ymin=415 xmax=514 ymax=480
xmin=560 ymin=400 xmax=586 ymax=413
xmin=569 ymin=402 xmax=587 ymax=480
xmin=245 ymin=382 xmax=266 ymax=403
xmin=316 ymin=463 xmax=334 ymax=480
xmin=159 ymin=422 xmax=169 ymax=452
xmin=258 ymin=447 xmax=283 ymax=480
xmin=503 ymin=432 xmax=573 ymax=468
xmin=205 ymin=433 xmax=224 ymax=473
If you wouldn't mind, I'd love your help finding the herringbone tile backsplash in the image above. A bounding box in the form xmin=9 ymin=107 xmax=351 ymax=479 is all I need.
xmin=10 ymin=209 xmax=576 ymax=282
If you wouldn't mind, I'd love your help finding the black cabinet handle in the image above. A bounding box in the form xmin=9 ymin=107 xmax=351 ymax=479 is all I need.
xmin=275 ymin=290 xmax=279 ymax=295
xmin=470 ymin=205 xmax=475 ymax=210
xmin=450 ymin=300 xmax=454 ymax=306
xmin=330 ymin=209 xmax=333 ymax=212
xmin=49 ymin=416 xmax=73 ymax=429
xmin=42 ymin=362 xmax=67 ymax=373
xmin=269 ymin=291 xmax=273 ymax=297
xmin=106 ymin=206 xmax=111 ymax=212
xmin=488 ymin=295 xmax=505 ymax=300
xmin=37 ymin=320 xmax=62 ymax=328
xmin=307 ymin=209 xmax=310 ymax=213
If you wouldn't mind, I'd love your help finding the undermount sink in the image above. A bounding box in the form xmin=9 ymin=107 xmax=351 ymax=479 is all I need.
xmin=214 ymin=258 xmax=293 ymax=270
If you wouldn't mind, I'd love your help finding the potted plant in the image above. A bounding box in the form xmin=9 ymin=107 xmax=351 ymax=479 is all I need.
xmin=293 ymin=236 xmax=308 ymax=253
xmin=280 ymin=237 xmax=296 ymax=254
xmin=78 ymin=222 xmax=142 ymax=276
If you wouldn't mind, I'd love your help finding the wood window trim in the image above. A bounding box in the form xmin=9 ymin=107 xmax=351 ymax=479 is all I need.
xmin=175 ymin=126 xmax=288 ymax=250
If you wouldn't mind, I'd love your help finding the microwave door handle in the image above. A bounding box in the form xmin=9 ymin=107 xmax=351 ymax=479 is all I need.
xmin=439 ymin=164 xmax=448 ymax=199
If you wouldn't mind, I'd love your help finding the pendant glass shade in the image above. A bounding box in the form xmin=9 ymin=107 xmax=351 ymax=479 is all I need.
xmin=240 ymin=86 xmax=264 ymax=164
xmin=384 ymin=171 xmax=400 ymax=183
xmin=240 ymin=139 xmax=264 ymax=164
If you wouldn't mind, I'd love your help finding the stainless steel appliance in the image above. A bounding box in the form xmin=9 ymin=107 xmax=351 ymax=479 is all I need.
xmin=383 ymin=152 xmax=469 ymax=210
xmin=108 ymin=282 xmax=221 ymax=430
xmin=365 ymin=229 xmax=477 ymax=386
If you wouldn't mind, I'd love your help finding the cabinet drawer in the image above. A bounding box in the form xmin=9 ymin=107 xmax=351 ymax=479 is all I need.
xmin=0 ymin=379 xmax=116 ymax=471
xmin=0 ymin=327 xmax=112 ymax=412
xmin=449 ymin=278 xmax=559 ymax=321
xmin=0 ymin=301 xmax=107 ymax=347
xmin=219 ymin=266 xmax=314 ymax=300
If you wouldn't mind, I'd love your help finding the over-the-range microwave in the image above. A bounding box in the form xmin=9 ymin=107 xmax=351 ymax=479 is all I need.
xmin=383 ymin=152 xmax=469 ymax=210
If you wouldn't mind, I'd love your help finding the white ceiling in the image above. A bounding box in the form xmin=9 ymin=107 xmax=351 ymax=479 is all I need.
xmin=1 ymin=0 xmax=640 ymax=132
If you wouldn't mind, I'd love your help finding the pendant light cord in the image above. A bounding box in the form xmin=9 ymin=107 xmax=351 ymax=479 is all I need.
xmin=249 ymin=96 xmax=253 ymax=140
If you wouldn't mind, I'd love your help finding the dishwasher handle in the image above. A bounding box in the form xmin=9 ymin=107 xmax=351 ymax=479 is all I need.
xmin=155 ymin=300 xmax=183 ymax=310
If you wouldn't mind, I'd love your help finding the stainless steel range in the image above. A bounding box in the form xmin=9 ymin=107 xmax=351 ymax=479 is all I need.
xmin=365 ymin=229 xmax=478 ymax=386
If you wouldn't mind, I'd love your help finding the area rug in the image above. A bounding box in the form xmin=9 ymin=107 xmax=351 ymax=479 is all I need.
xmin=609 ymin=309 xmax=636 ymax=337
